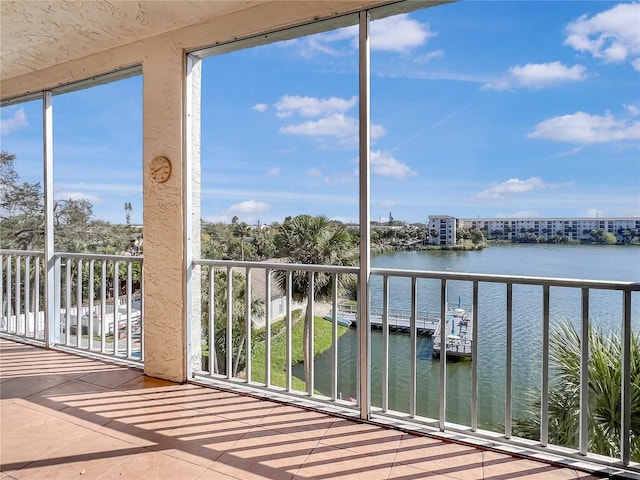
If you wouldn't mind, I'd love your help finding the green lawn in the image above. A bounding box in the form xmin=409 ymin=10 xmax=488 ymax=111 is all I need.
xmin=251 ymin=309 xmax=349 ymax=391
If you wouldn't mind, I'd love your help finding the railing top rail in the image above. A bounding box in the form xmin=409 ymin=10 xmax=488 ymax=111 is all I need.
xmin=371 ymin=267 xmax=640 ymax=291
xmin=55 ymin=252 xmax=143 ymax=262
xmin=192 ymin=258 xmax=639 ymax=291
xmin=0 ymin=249 xmax=143 ymax=262
xmin=0 ymin=249 xmax=45 ymax=256
xmin=193 ymin=258 xmax=359 ymax=275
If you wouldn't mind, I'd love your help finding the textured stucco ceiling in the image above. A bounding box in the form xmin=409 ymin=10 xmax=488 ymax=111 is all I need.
xmin=0 ymin=1 xmax=266 ymax=82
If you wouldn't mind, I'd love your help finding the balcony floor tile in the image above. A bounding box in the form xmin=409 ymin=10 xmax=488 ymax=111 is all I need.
xmin=0 ymin=338 xmax=616 ymax=480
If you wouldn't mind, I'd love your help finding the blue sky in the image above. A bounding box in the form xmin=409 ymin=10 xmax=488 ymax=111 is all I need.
xmin=1 ymin=1 xmax=639 ymax=226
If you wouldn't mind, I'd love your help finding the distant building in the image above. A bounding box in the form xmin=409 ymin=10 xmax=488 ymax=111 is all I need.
xmin=427 ymin=215 xmax=458 ymax=246
xmin=428 ymin=215 xmax=640 ymax=245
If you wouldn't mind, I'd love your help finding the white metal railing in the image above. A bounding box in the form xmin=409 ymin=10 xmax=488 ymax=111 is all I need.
xmin=0 ymin=250 xmax=45 ymax=341
xmin=1 ymin=250 xmax=143 ymax=364
xmin=191 ymin=258 xmax=639 ymax=470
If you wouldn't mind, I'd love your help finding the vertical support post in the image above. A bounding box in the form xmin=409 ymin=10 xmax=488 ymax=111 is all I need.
xmin=43 ymin=91 xmax=56 ymax=347
xmin=358 ymin=8 xmax=371 ymax=422
xmin=541 ymin=285 xmax=550 ymax=446
xmin=579 ymin=288 xmax=590 ymax=456
xmin=184 ymin=53 xmax=202 ymax=379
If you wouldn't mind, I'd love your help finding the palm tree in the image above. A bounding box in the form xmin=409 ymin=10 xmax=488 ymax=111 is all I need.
xmin=274 ymin=215 xmax=356 ymax=387
xmin=514 ymin=320 xmax=640 ymax=461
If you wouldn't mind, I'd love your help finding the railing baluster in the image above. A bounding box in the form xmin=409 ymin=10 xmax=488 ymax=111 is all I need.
xmin=113 ymin=260 xmax=119 ymax=356
xmin=331 ymin=273 xmax=338 ymax=402
xmin=25 ymin=256 xmax=31 ymax=337
xmin=439 ymin=279 xmax=447 ymax=431
xmin=0 ymin=254 xmax=4 ymax=332
xmin=65 ymin=258 xmax=71 ymax=344
xmin=208 ymin=266 xmax=215 ymax=374
xmin=382 ymin=275 xmax=389 ymax=413
xmin=245 ymin=267 xmax=252 ymax=383
xmin=541 ymin=285 xmax=550 ymax=446
xmin=126 ymin=261 xmax=132 ymax=358
xmin=308 ymin=270 xmax=315 ymax=396
xmin=286 ymin=270 xmax=292 ymax=392
xmin=621 ymin=288 xmax=631 ymax=466
xmin=226 ymin=266 xmax=232 ymax=379
xmin=265 ymin=268 xmax=271 ymax=387
xmin=7 ymin=255 xmax=12 ymax=333
xmin=579 ymin=287 xmax=590 ymax=456
xmin=506 ymin=283 xmax=513 ymax=439
xmin=34 ymin=256 xmax=41 ymax=339
xmin=471 ymin=281 xmax=479 ymax=431
xmin=88 ymin=260 xmax=94 ymax=351
xmin=410 ymin=277 xmax=417 ymax=418
xmin=15 ymin=256 xmax=21 ymax=335
xmin=76 ymin=258 xmax=83 ymax=348
xmin=100 ymin=260 xmax=107 ymax=353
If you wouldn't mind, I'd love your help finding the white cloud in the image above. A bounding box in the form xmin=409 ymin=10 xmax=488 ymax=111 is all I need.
xmin=228 ymin=200 xmax=270 ymax=214
xmin=0 ymin=108 xmax=28 ymax=134
xmin=280 ymin=113 xmax=386 ymax=144
xmin=484 ymin=62 xmax=587 ymax=90
xmin=371 ymin=150 xmax=417 ymax=180
xmin=370 ymin=14 xmax=436 ymax=52
xmin=301 ymin=14 xmax=435 ymax=55
xmin=415 ymin=49 xmax=445 ymax=63
xmin=564 ymin=3 xmax=640 ymax=71
xmin=476 ymin=177 xmax=567 ymax=200
xmin=281 ymin=113 xmax=357 ymax=138
xmin=495 ymin=210 xmax=541 ymax=218
xmin=274 ymin=95 xmax=357 ymax=118
xmin=306 ymin=168 xmax=322 ymax=177
xmin=553 ymin=146 xmax=584 ymax=157
xmin=252 ymin=103 xmax=268 ymax=112
xmin=54 ymin=191 xmax=101 ymax=204
xmin=528 ymin=111 xmax=640 ymax=144
xmin=624 ymin=104 xmax=640 ymax=116
xmin=266 ymin=167 xmax=281 ymax=176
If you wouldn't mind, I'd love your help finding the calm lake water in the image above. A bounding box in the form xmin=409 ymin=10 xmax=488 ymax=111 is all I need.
xmin=299 ymin=244 xmax=640 ymax=429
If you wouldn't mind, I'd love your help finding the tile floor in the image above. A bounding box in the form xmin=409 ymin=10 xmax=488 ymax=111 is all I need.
xmin=0 ymin=338 xmax=606 ymax=479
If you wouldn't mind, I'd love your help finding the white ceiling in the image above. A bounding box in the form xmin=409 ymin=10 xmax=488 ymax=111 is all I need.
xmin=0 ymin=1 xmax=266 ymax=82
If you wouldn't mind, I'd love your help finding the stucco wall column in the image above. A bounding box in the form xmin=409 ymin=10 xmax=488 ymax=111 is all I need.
xmin=142 ymin=46 xmax=187 ymax=382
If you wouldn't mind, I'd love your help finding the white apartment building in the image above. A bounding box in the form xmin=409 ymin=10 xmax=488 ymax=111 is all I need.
xmin=429 ymin=216 xmax=640 ymax=245
xmin=427 ymin=215 xmax=458 ymax=246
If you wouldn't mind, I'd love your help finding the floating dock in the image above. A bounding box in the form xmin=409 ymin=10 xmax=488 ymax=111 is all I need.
xmin=432 ymin=308 xmax=473 ymax=359
xmin=326 ymin=304 xmax=473 ymax=359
